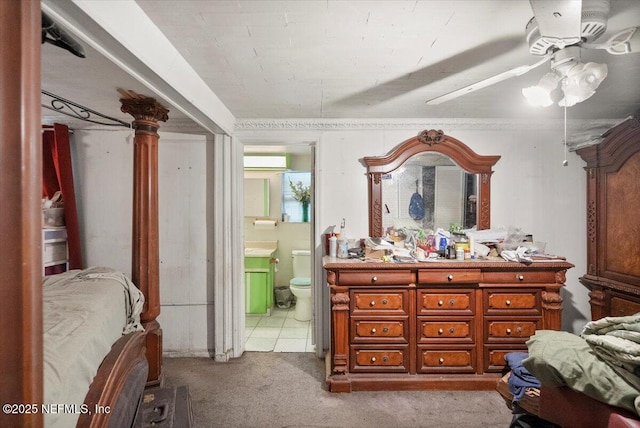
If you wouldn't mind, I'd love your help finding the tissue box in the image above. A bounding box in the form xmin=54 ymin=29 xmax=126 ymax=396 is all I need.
xmin=43 ymin=208 xmax=65 ymax=227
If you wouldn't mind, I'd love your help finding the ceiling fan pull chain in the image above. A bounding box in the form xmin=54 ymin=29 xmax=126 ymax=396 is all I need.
xmin=563 ymin=99 xmax=568 ymax=167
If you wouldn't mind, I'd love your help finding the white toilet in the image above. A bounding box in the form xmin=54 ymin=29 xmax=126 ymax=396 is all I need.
xmin=289 ymin=250 xmax=312 ymax=321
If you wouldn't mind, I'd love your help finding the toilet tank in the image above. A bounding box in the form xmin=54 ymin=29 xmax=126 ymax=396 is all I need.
xmin=291 ymin=250 xmax=311 ymax=277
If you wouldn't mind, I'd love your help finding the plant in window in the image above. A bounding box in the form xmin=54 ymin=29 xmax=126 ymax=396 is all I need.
xmin=289 ymin=180 xmax=310 ymax=204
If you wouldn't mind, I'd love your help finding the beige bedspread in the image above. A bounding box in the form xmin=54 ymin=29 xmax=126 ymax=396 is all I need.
xmin=43 ymin=267 xmax=144 ymax=427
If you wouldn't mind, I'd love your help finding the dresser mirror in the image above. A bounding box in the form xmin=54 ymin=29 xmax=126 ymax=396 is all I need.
xmin=362 ymin=129 xmax=501 ymax=237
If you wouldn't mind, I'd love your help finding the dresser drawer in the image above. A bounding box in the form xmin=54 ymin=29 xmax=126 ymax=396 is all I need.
xmin=350 ymin=346 xmax=409 ymax=373
xmin=417 ymin=346 xmax=476 ymax=373
xmin=351 ymin=290 xmax=408 ymax=315
xmin=484 ymin=346 xmax=528 ymax=372
xmin=486 ymin=319 xmax=541 ymax=341
xmin=338 ymin=270 xmax=414 ymax=286
xmin=417 ymin=289 xmax=475 ymax=315
xmin=351 ymin=319 xmax=408 ymax=343
xmin=418 ymin=269 xmax=481 ymax=284
xmin=483 ymin=271 xmax=556 ymax=284
xmin=417 ymin=319 xmax=474 ymax=343
xmin=484 ymin=289 xmax=541 ymax=316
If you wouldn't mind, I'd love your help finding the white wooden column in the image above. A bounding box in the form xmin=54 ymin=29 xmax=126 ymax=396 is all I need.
xmin=212 ymin=134 xmax=245 ymax=361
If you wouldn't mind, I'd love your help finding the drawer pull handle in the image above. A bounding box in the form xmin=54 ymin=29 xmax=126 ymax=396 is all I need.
xmin=371 ymin=357 xmax=376 ymax=363
xmin=449 ymin=327 xmax=455 ymax=333
xmin=371 ymin=276 xmax=378 ymax=283
xmin=438 ymin=300 xmax=444 ymax=306
xmin=506 ymin=328 xmax=512 ymax=335
xmin=449 ymin=299 xmax=455 ymax=306
xmin=382 ymin=356 xmax=389 ymax=362
xmin=382 ymin=299 xmax=388 ymax=305
xmin=505 ymin=300 xmax=511 ymax=306
xmin=517 ymin=275 xmax=524 ymax=281
xmin=371 ymin=328 xmax=377 ymax=334
xmin=382 ymin=327 xmax=389 ymax=333
xmin=438 ymin=328 xmax=444 ymax=335
xmin=447 ymin=274 xmax=454 ymax=281
xmin=439 ymin=357 xmax=445 ymax=364
xmin=370 ymin=301 xmax=376 ymax=307
xmin=517 ymin=326 xmax=523 ymax=333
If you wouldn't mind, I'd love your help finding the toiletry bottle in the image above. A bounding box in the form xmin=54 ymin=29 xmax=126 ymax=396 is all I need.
xmin=447 ymin=243 xmax=455 ymax=259
xmin=329 ymin=235 xmax=337 ymax=258
xmin=337 ymin=236 xmax=349 ymax=258
xmin=439 ymin=237 xmax=447 ymax=257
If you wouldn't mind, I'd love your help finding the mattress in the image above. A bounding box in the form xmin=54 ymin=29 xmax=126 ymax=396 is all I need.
xmin=42 ymin=267 xmax=144 ymax=427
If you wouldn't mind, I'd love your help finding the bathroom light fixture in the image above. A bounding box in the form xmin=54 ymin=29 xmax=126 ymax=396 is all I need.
xmin=244 ymin=154 xmax=290 ymax=170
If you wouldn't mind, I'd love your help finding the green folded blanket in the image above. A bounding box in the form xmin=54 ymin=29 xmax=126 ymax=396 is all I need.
xmin=581 ymin=313 xmax=640 ymax=391
xmin=523 ymin=330 xmax=640 ymax=416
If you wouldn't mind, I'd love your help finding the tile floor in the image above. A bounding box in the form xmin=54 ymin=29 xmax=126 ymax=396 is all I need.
xmin=245 ymin=306 xmax=314 ymax=352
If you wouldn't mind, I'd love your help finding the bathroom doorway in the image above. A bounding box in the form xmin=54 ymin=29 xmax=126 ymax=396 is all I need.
xmin=242 ymin=142 xmax=316 ymax=353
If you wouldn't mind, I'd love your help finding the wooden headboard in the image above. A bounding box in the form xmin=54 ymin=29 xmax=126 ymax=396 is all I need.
xmin=576 ymin=117 xmax=640 ymax=319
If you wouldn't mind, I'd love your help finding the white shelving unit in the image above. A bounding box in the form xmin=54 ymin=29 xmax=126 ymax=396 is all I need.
xmin=42 ymin=227 xmax=68 ymax=275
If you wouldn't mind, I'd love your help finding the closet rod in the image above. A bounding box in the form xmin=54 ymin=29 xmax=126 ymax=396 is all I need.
xmin=41 ymin=90 xmax=130 ymax=128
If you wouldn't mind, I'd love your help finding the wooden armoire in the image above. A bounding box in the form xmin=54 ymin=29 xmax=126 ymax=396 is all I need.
xmin=576 ymin=117 xmax=640 ymax=319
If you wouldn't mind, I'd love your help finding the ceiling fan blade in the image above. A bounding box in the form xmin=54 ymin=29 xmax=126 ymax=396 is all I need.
xmin=582 ymin=26 xmax=640 ymax=54
xmin=530 ymin=0 xmax=583 ymax=45
xmin=332 ymin=36 xmax=523 ymax=107
xmin=426 ymin=56 xmax=550 ymax=105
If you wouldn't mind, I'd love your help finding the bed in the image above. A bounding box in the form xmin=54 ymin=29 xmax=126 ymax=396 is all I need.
xmin=0 ymin=5 xmax=168 ymax=424
xmin=43 ymin=268 xmax=146 ymax=427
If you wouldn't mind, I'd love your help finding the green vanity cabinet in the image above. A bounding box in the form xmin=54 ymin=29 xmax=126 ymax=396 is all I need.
xmin=244 ymin=255 xmax=275 ymax=314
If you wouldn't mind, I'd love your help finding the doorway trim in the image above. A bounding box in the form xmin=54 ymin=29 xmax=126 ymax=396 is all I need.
xmin=226 ymin=136 xmax=322 ymax=357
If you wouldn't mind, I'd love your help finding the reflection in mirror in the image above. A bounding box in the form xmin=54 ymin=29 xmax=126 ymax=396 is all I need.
xmin=363 ymin=130 xmax=500 ymax=237
xmin=381 ymin=152 xmax=477 ymax=233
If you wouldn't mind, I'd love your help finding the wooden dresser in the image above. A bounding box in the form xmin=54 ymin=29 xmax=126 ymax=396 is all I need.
xmin=576 ymin=117 xmax=640 ymax=319
xmin=324 ymin=258 xmax=573 ymax=392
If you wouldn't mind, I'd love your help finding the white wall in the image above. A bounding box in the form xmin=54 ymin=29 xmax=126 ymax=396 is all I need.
xmin=241 ymin=125 xmax=591 ymax=334
xmin=71 ymin=124 xmax=591 ymax=358
xmin=72 ymin=129 xmax=213 ymax=356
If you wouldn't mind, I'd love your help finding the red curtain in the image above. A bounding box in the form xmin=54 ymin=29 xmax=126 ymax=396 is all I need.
xmin=42 ymin=123 xmax=82 ymax=269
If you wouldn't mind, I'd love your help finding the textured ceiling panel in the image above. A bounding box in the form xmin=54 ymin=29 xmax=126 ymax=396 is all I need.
xmin=42 ymin=0 xmax=640 ymax=129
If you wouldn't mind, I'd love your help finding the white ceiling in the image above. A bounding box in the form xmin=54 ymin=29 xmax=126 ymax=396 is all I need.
xmin=41 ymin=0 xmax=640 ymax=132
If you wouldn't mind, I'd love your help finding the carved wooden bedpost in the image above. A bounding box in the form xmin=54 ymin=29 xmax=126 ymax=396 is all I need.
xmin=120 ymin=90 xmax=169 ymax=385
xmin=0 ymin=1 xmax=43 ymax=426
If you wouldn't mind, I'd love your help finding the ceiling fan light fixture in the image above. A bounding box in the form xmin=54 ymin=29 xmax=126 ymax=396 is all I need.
xmin=522 ymin=71 xmax=561 ymax=107
xmin=558 ymin=62 xmax=608 ymax=106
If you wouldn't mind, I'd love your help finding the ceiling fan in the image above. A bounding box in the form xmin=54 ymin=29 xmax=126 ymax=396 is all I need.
xmin=426 ymin=0 xmax=639 ymax=107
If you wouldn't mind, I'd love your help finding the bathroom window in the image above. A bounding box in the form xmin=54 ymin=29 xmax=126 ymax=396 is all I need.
xmin=282 ymin=171 xmax=311 ymax=223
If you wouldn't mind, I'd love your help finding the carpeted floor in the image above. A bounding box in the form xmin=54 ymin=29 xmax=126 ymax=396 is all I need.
xmin=163 ymin=353 xmax=513 ymax=428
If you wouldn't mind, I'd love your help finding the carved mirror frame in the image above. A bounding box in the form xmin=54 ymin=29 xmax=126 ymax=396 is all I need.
xmin=363 ymin=129 xmax=501 ymax=237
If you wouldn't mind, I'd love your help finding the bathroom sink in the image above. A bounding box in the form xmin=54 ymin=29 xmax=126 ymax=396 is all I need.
xmin=244 ymin=240 xmax=278 ymax=257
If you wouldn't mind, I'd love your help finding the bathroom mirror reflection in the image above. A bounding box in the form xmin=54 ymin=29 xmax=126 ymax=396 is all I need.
xmin=381 ymin=152 xmax=477 ymax=233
